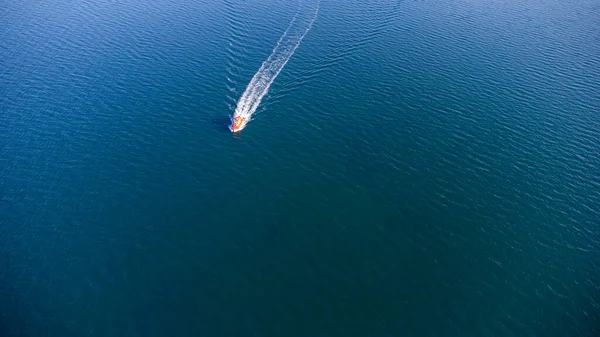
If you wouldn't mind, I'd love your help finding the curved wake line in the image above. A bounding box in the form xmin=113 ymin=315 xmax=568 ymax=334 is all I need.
xmin=232 ymin=0 xmax=320 ymax=130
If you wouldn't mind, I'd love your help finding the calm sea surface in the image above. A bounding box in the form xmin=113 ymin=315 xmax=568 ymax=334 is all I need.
xmin=2 ymin=0 xmax=600 ymax=336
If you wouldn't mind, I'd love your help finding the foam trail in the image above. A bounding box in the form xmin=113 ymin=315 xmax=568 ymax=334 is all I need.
xmin=230 ymin=0 xmax=320 ymax=132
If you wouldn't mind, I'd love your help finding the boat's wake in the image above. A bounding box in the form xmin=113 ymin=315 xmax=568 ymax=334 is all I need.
xmin=230 ymin=0 xmax=320 ymax=132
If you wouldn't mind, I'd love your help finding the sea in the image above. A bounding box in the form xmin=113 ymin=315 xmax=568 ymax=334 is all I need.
xmin=2 ymin=0 xmax=600 ymax=336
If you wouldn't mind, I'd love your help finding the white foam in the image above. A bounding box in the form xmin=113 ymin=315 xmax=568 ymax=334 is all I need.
xmin=231 ymin=0 xmax=320 ymax=131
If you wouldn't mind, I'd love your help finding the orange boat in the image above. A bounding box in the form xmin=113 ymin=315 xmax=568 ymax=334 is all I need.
xmin=230 ymin=116 xmax=246 ymax=132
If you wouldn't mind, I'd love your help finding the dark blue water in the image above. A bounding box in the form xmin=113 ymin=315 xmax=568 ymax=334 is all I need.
xmin=2 ymin=0 xmax=600 ymax=336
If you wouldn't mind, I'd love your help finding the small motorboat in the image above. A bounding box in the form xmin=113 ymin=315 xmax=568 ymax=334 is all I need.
xmin=230 ymin=116 xmax=246 ymax=132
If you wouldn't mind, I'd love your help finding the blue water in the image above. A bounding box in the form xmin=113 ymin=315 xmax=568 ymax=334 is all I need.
xmin=2 ymin=0 xmax=600 ymax=336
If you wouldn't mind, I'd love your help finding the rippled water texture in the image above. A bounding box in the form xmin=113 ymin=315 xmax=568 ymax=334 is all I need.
xmin=2 ymin=0 xmax=599 ymax=336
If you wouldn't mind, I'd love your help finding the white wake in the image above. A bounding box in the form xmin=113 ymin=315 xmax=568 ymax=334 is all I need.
xmin=231 ymin=0 xmax=320 ymax=131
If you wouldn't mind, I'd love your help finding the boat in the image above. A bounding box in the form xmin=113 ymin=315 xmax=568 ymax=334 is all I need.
xmin=230 ymin=116 xmax=246 ymax=132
